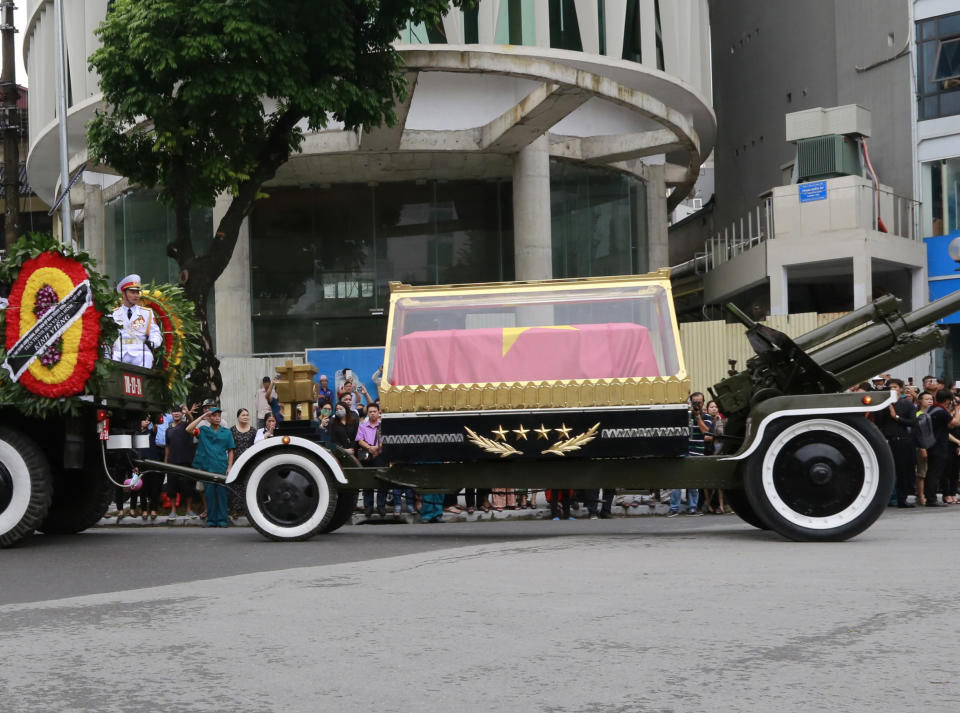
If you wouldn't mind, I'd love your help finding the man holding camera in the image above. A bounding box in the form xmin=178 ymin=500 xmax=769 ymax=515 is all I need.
xmin=668 ymin=392 xmax=712 ymax=517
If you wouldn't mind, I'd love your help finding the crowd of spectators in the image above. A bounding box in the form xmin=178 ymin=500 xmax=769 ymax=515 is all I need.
xmin=853 ymin=374 xmax=960 ymax=508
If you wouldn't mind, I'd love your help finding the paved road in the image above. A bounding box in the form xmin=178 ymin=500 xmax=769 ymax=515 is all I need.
xmin=3 ymin=509 xmax=960 ymax=713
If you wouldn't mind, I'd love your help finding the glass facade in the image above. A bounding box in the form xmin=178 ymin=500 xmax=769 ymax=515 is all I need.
xmin=249 ymin=180 xmax=515 ymax=352
xmin=249 ymin=166 xmax=648 ymax=353
xmin=917 ymin=11 xmax=960 ymax=120
xmin=104 ymin=190 xmax=213 ymax=285
xmin=103 ymin=189 xmax=215 ymax=338
xmin=550 ymin=161 xmax=648 ymax=278
xmin=921 ymin=158 xmax=960 ymax=236
xmin=107 ymin=167 xmax=649 ymax=356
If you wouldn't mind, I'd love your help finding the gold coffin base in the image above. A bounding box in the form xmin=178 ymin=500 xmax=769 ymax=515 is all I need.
xmin=379 ymin=376 xmax=692 ymax=413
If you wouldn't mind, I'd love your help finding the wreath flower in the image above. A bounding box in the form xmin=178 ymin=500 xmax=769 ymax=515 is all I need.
xmin=0 ymin=233 xmax=119 ymax=418
xmin=3 ymin=251 xmax=101 ymax=398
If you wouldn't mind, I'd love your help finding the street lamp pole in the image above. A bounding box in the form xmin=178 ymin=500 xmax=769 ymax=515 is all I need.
xmin=0 ymin=0 xmax=20 ymax=252
xmin=53 ymin=0 xmax=73 ymax=249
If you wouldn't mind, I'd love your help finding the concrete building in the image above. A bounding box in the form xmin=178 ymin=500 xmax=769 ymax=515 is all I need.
xmin=22 ymin=0 xmax=715 ymax=367
xmin=707 ymin=0 xmax=913 ymax=232
xmin=679 ymin=1 xmax=924 ymax=322
xmin=914 ymin=1 xmax=960 ymax=379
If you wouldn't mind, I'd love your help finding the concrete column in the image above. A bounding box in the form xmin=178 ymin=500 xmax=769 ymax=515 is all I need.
xmin=213 ymin=193 xmax=253 ymax=356
xmin=852 ymin=256 xmax=872 ymax=309
xmin=645 ymin=165 xmax=668 ymax=272
xmin=83 ymin=183 xmax=106 ymax=269
xmin=769 ymin=265 xmax=789 ymax=315
xmin=512 ymin=135 xmax=552 ymax=281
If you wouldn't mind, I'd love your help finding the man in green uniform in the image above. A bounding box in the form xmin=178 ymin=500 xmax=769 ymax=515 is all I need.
xmin=186 ymin=406 xmax=235 ymax=527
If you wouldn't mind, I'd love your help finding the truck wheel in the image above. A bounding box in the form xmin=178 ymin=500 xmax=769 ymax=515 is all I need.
xmin=244 ymin=451 xmax=338 ymax=541
xmin=724 ymin=489 xmax=769 ymax=530
xmin=319 ymin=489 xmax=358 ymax=534
xmin=0 ymin=428 xmax=53 ymax=548
xmin=744 ymin=417 xmax=892 ymax=542
xmin=37 ymin=467 xmax=113 ymax=535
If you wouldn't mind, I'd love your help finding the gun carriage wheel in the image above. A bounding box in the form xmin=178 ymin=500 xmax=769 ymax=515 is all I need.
xmin=0 ymin=428 xmax=53 ymax=548
xmin=724 ymin=488 xmax=769 ymax=530
xmin=743 ymin=417 xmax=892 ymax=542
xmin=243 ymin=450 xmax=339 ymax=541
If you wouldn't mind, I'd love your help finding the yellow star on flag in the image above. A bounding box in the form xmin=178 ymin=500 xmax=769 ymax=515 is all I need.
xmin=512 ymin=424 xmax=530 ymax=440
xmin=534 ymin=424 xmax=551 ymax=440
xmin=492 ymin=425 xmax=509 ymax=441
xmin=554 ymin=423 xmax=572 ymax=438
xmin=501 ymin=325 xmax=577 ymax=356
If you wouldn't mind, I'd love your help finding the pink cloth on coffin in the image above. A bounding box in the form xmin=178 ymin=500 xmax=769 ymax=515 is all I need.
xmin=391 ymin=323 xmax=660 ymax=385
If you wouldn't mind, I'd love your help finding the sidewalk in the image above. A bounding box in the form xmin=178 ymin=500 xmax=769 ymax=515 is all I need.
xmin=95 ymin=494 xmax=704 ymax=528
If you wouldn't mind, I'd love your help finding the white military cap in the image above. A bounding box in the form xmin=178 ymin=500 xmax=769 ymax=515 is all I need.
xmin=117 ymin=274 xmax=142 ymax=293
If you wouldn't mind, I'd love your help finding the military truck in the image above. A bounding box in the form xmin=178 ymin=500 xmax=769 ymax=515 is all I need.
xmin=0 ymin=365 xmax=168 ymax=547
xmin=0 ymin=241 xmax=173 ymax=548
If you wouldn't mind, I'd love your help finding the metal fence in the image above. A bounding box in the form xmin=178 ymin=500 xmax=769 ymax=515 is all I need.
xmin=703 ymin=198 xmax=774 ymax=272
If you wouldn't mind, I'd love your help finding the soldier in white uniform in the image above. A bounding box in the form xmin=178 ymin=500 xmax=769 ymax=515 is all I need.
xmin=111 ymin=274 xmax=162 ymax=368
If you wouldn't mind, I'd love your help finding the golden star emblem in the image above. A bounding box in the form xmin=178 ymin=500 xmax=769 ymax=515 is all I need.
xmin=534 ymin=424 xmax=551 ymax=440
xmin=512 ymin=424 xmax=530 ymax=440
xmin=492 ymin=425 xmax=509 ymax=441
xmin=554 ymin=423 xmax=572 ymax=438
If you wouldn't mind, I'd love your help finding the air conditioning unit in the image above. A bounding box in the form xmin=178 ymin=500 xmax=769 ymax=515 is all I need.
xmin=796 ymin=134 xmax=861 ymax=182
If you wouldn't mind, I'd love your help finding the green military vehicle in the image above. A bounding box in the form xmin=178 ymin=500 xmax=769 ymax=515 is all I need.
xmin=152 ymin=270 xmax=959 ymax=543
xmin=5 ymin=255 xmax=958 ymax=547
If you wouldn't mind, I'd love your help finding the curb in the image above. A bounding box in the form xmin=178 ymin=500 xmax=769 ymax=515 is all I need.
xmin=94 ymin=499 xmax=725 ymax=527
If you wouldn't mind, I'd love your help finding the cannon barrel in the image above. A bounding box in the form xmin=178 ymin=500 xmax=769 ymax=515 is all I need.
xmin=808 ymin=289 xmax=960 ymax=376
xmin=712 ymin=289 xmax=960 ymax=418
xmin=793 ymin=294 xmax=900 ymax=351
xmin=832 ymin=325 xmax=946 ymax=388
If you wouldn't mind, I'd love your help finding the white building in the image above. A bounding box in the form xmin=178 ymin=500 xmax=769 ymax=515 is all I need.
xmin=24 ymin=0 xmax=714 ymax=381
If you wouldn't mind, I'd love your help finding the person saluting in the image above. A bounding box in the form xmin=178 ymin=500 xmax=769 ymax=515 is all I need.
xmin=111 ymin=274 xmax=162 ymax=368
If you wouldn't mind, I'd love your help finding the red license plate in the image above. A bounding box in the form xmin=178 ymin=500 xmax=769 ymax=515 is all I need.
xmin=123 ymin=373 xmax=144 ymax=397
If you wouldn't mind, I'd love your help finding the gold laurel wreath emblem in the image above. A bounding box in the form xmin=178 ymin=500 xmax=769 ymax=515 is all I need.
xmin=541 ymin=423 xmax=600 ymax=456
xmin=464 ymin=426 xmax=522 ymax=458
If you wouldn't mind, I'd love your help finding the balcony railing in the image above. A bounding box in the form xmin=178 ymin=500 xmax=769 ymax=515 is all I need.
xmin=703 ymin=182 xmax=921 ymax=273
xmin=703 ymin=198 xmax=774 ymax=272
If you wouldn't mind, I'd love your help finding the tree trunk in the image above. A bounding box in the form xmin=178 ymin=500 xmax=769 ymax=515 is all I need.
xmin=170 ymin=108 xmax=306 ymax=402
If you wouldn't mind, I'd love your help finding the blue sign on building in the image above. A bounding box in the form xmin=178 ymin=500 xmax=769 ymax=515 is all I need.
xmin=798 ymin=180 xmax=827 ymax=203
xmin=304 ymin=346 xmax=386 ymax=403
xmin=924 ymin=231 xmax=960 ymax=325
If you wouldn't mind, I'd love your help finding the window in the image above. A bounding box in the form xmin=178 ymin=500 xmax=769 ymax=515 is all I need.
xmin=934 ymin=37 xmax=960 ymax=82
xmin=917 ymin=11 xmax=960 ymax=120
xmin=622 ymin=0 xmax=642 ymax=62
xmin=921 ymin=158 xmax=960 ymax=237
xmin=249 ymin=180 xmax=514 ymax=352
xmin=549 ymin=0 xmax=582 ymax=52
xmin=495 ymin=0 xmax=536 ymax=46
xmin=463 ymin=7 xmax=479 ymax=43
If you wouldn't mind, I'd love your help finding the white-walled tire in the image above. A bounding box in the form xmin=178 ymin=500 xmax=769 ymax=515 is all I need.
xmin=244 ymin=450 xmax=338 ymax=542
xmin=744 ymin=417 xmax=892 ymax=542
xmin=0 ymin=428 xmax=53 ymax=548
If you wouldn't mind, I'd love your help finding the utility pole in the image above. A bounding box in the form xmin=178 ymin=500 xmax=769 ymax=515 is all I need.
xmin=0 ymin=0 xmax=20 ymax=252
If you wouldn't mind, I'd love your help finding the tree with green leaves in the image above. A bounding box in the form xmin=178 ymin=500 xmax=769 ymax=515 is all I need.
xmin=88 ymin=0 xmax=469 ymax=399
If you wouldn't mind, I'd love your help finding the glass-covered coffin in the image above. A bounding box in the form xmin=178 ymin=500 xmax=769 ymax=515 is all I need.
xmin=379 ymin=272 xmax=690 ymax=413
